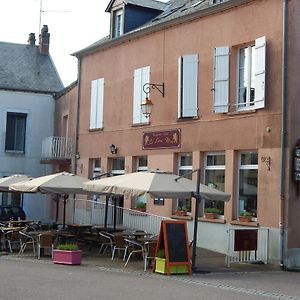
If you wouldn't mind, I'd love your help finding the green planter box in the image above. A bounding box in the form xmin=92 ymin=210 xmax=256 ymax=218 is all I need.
xmin=155 ymin=257 xmax=189 ymax=274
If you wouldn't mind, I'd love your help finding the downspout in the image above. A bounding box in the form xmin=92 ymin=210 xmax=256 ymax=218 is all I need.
xmin=280 ymin=0 xmax=288 ymax=268
xmin=72 ymin=58 xmax=82 ymax=223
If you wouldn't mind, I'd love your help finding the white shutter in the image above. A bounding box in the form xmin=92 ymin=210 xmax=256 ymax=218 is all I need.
xmin=213 ymin=47 xmax=229 ymax=113
xmin=141 ymin=66 xmax=150 ymax=123
xmin=133 ymin=66 xmax=150 ymax=124
xmin=178 ymin=57 xmax=183 ymax=118
xmin=96 ymin=78 xmax=104 ymax=129
xmin=254 ymin=36 xmax=266 ymax=109
xmin=90 ymin=80 xmax=98 ymax=129
xmin=182 ymin=54 xmax=198 ymax=117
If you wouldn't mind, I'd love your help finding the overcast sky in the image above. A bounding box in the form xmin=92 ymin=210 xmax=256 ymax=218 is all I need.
xmin=0 ymin=0 xmax=111 ymax=86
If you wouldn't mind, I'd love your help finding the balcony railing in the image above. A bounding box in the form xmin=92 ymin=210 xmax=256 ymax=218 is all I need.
xmin=41 ymin=136 xmax=73 ymax=161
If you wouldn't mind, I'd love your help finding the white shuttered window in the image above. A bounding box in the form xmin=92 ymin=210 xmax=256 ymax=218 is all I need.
xmin=133 ymin=66 xmax=150 ymax=124
xmin=213 ymin=47 xmax=229 ymax=113
xmin=178 ymin=54 xmax=198 ymax=118
xmin=90 ymin=78 xmax=104 ymax=129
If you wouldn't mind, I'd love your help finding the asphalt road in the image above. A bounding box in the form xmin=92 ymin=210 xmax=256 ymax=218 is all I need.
xmin=1 ymin=257 xmax=300 ymax=300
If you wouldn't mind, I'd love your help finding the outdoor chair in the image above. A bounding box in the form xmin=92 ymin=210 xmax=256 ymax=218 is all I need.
xmin=98 ymin=232 xmax=114 ymax=255
xmin=18 ymin=230 xmax=36 ymax=257
xmin=6 ymin=230 xmax=22 ymax=253
xmin=124 ymin=238 xmax=144 ymax=267
xmin=111 ymin=234 xmax=128 ymax=261
xmin=143 ymin=240 xmax=158 ymax=271
xmin=37 ymin=233 xmax=54 ymax=259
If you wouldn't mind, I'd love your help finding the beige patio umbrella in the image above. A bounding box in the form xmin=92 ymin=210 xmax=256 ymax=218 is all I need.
xmin=10 ymin=172 xmax=90 ymax=227
xmin=83 ymin=171 xmax=230 ymax=202
xmin=83 ymin=170 xmax=230 ymax=272
xmin=0 ymin=174 xmax=32 ymax=192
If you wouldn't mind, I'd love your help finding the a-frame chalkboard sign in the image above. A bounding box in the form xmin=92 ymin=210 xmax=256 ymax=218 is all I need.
xmin=154 ymin=220 xmax=192 ymax=275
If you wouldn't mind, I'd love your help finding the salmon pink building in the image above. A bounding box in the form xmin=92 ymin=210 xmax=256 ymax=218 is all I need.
xmin=52 ymin=0 xmax=300 ymax=269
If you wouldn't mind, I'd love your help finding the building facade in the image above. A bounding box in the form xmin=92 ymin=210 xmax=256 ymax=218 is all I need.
xmin=0 ymin=26 xmax=64 ymax=221
xmin=54 ymin=0 xmax=300 ymax=268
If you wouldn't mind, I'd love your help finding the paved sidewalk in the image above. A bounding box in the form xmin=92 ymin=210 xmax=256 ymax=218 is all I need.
xmin=1 ymin=246 xmax=280 ymax=274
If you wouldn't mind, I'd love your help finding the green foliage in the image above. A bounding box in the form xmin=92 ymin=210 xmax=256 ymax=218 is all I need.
xmin=204 ymin=207 xmax=221 ymax=214
xmin=240 ymin=210 xmax=252 ymax=217
xmin=136 ymin=202 xmax=146 ymax=209
xmin=56 ymin=243 xmax=79 ymax=251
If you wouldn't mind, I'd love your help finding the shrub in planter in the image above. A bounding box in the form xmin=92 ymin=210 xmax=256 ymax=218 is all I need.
xmin=135 ymin=202 xmax=146 ymax=212
xmin=238 ymin=210 xmax=252 ymax=222
xmin=52 ymin=243 xmax=82 ymax=265
xmin=204 ymin=207 xmax=221 ymax=219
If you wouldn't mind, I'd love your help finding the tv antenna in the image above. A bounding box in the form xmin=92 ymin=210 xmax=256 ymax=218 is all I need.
xmin=38 ymin=0 xmax=71 ymax=33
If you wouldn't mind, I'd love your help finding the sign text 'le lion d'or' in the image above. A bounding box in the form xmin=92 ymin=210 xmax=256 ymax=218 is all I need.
xmin=143 ymin=129 xmax=181 ymax=150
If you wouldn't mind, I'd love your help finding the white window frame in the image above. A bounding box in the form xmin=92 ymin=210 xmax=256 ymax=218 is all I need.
xmin=133 ymin=66 xmax=150 ymax=124
xmin=236 ymin=36 xmax=266 ymax=111
xmin=90 ymin=78 xmax=104 ymax=130
xmin=111 ymin=157 xmax=125 ymax=176
xmin=137 ymin=156 xmax=148 ymax=172
xmin=92 ymin=158 xmax=101 ymax=179
xmin=238 ymin=151 xmax=258 ymax=220
xmin=204 ymin=152 xmax=226 ymax=216
xmin=114 ymin=9 xmax=123 ymax=37
xmin=178 ymin=54 xmax=198 ymax=118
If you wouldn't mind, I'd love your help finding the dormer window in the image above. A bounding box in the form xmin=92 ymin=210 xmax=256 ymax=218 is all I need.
xmin=113 ymin=9 xmax=123 ymax=38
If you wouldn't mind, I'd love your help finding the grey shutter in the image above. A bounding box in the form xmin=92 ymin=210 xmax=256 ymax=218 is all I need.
xmin=254 ymin=36 xmax=266 ymax=109
xmin=178 ymin=55 xmax=198 ymax=118
xmin=213 ymin=47 xmax=229 ymax=113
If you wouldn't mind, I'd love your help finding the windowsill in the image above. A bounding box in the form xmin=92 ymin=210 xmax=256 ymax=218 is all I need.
xmin=199 ymin=217 xmax=226 ymax=224
xmin=230 ymin=220 xmax=259 ymax=227
xmin=5 ymin=150 xmax=25 ymax=155
xmin=131 ymin=122 xmax=150 ymax=127
xmin=171 ymin=215 xmax=193 ymax=220
xmin=228 ymin=109 xmax=256 ymax=116
xmin=89 ymin=128 xmax=103 ymax=132
xmin=177 ymin=116 xmax=199 ymax=122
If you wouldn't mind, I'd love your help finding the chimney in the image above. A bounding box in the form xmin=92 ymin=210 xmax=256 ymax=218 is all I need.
xmin=28 ymin=33 xmax=36 ymax=46
xmin=39 ymin=25 xmax=50 ymax=55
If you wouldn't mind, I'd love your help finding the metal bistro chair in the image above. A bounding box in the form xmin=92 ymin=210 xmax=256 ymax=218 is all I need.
xmin=98 ymin=232 xmax=114 ymax=255
xmin=111 ymin=234 xmax=128 ymax=261
xmin=143 ymin=241 xmax=158 ymax=271
xmin=18 ymin=230 xmax=36 ymax=257
xmin=6 ymin=230 xmax=22 ymax=253
xmin=37 ymin=233 xmax=54 ymax=259
xmin=124 ymin=238 xmax=144 ymax=268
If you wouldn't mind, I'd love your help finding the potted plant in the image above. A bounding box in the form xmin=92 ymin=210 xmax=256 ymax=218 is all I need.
xmin=135 ymin=202 xmax=146 ymax=212
xmin=175 ymin=205 xmax=188 ymax=216
xmin=52 ymin=243 xmax=82 ymax=265
xmin=204 ymin=207 xmax=221 ymax=219
xmin=239 ymin=210 xmax=253 ymax=222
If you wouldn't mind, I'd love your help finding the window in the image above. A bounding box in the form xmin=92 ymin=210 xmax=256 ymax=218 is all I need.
xmin=204 ymin=153 xmax=225 ymax=215
xmin=178 ymin=54 xmax=198 ymax=118
xmin=133 ymin=66 xmax=150 ymax=124
xmin=0 ymin=191 xmax=21 ymax=206
xmin=177 ymin=153 xmax=192 ymax=212
xmin=213 ymin=36 xmax=266 ymax=113
xmin=90 ymin=78 xmax=104 ymax=130
xmin=92 ymin=158 xmax=101 ymax=179
xmin=5 ymin=112 xmax=27 ymax=152
xmin=111 ymin=157 xmax=125 ymax=176
xmin=137 ymin=156 xmax=148 ymax=172
xmin=238 ymin=152 xmax=258 ymax=218
xmin=113 ymin=9 xmax=123 ymax=38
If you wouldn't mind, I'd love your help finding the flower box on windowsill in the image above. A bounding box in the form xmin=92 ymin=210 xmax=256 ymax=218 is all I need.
xmin=52 ymin=249 xmax=82 ymax=265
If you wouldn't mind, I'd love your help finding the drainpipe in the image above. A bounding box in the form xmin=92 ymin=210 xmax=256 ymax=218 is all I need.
xmin=72 ymin=58 xmax=82 ymax=223
xmin=280 ymin=0 xmax=288 ymax=268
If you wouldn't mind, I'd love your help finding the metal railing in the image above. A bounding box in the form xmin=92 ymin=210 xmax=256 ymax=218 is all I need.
xmin=41 ymin=136 xmax=72 ymax=160
xmin=226 ymin=228 xmax=269 ymax=266
xmin=73 ymin=200 xmax=170 ymax=235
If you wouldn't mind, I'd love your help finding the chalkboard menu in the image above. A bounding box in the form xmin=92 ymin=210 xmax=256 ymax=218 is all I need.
xmin=155 ymin=220 xmax=191 ymax=275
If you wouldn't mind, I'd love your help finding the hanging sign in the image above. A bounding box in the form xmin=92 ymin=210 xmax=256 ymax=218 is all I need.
xmin=142 ymin=128 xmax=181 ymax=150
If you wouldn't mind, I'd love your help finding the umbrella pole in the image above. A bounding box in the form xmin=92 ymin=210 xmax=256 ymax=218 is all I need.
xmin=56 ymin=194 xmax=59 ymax=222
xmin=192 ymin=169 xmax=201 ymax=271
xmin=113 ymin=197 xmax=117 ymax=230
xmin=104 ymin=196 xmax=109 ymax=229
xmin=63 ymin=195 xmax=68 ymax=230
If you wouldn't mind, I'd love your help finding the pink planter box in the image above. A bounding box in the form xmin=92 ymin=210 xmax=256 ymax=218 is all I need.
xmin=52 ymin=249 xmax=82 ymax=265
